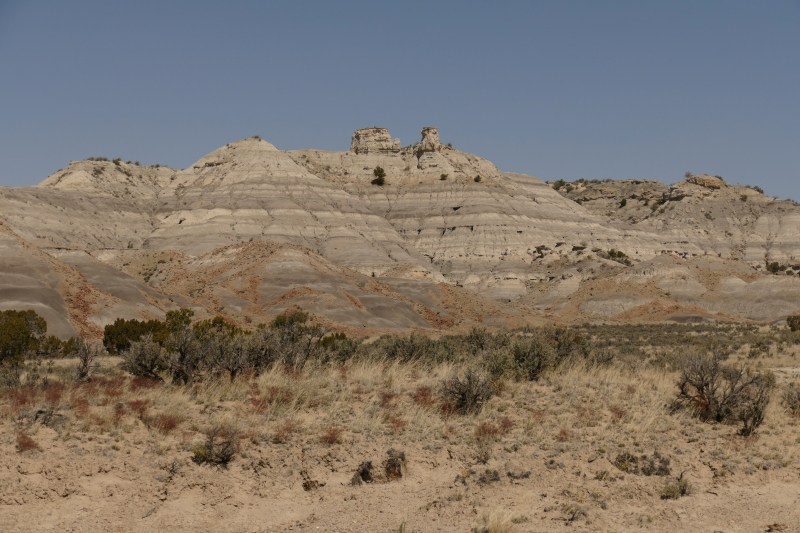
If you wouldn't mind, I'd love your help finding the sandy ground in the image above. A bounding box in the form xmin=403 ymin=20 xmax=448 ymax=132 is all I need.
xmin=2 ymin=356 xmax=800 ymax=533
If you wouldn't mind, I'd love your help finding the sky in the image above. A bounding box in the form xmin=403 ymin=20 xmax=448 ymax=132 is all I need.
xmin=1 ymin=0 xmax=798 ymax=200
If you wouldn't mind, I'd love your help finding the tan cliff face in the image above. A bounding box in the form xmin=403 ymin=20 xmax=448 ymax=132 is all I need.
xmin=350 ymin=127 xmax=401 ymax=154
xmin=553 ymin=174 xmax=800 ymax=268
xmin=0 ymin=133 xmax=799 ymax=337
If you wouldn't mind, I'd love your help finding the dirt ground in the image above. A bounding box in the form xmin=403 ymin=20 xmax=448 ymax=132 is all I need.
xmin=2 ymin=353 xmax=800 ymax=533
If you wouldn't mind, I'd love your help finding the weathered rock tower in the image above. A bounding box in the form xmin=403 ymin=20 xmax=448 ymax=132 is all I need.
xmin=350 ymin=127 xmax=401 ymax=154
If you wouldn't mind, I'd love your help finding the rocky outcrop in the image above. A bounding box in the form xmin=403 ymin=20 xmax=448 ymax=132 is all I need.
xmin=553 ymin=175 xmax=800 ymax=269
xmin=686 ymin=174 xmax=724 ymax=189
xmin=416 ymin=127 xmax=442 ymax=153
xmin=350 ymin=127 xmax=401 ymax=154
xmin=1 ymin=129 xmax=800 ymax=333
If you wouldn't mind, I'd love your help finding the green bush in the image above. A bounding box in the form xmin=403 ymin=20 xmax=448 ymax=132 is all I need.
xmin=605 ymin=249 xmax=632 ymax=266
xmin=0 ymin=310 xmax=47 ymax=367
xmin=122 ymin=334 xmax=165 ymax=381
xmin=512 ymin=334 xmax=556 ymax=381
xmin=788 ymin=316 xmax=800 ymax=332
xmin=619 ymin=198 xmax=627 ymax=207
xmin=474 ymin=176 xmax=481 ymax=183
xmin=440 ymin=173 xmax=448 ymax=180
xmin=767 ymin=262 xmax=787 ymax=273
xmin=103 ymin=317 xmax=167 ymax=354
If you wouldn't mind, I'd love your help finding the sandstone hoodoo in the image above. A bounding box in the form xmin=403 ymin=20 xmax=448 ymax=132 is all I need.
xmin=1 ymin=128 xmax=800 ymax=336
xmin=416 ymin=127 xmax=442 ymax=153
xmin=350 ymin=127 xmax=401 ymax=154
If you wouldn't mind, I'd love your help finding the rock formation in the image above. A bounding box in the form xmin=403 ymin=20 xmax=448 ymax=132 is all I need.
xmin=350 ymin=127 xmax=401 ymax=154
xmin=416 ymin=127 xmax=442 ymax=153
xmin=1 ymin=129 xmax=800 ymax=336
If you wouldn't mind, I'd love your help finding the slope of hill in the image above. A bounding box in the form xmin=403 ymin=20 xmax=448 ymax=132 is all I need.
xmin=1 ymin=128 xmax=799 ymax=337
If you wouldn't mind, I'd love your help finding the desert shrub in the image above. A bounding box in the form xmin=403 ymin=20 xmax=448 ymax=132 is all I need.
xmin=767 ymin=262 xmax=787 ymax=273
xmin=471 ymin=512 xmax=514 ymax=533
xmin=787 ymin=315 xmax=800 ymax=332
xmin=192 ymin=424 xmax=239 ymax=466
xmin=511 ymin=334 xmax=556 ymax=381
xmin=36 ymin=335 xmax=71 ymax=358
xmin=440 ymin=369 xmax=492 ymax=415
xmin=121 ymin=333 xmax=165 ymax=381
xmin=267 ymin=310 xmax=325 ymax=367
xmin=377 ymin=334 xmax=437 ymax=363
xmin=440 ymin=173 xmax=448 ymax=180
xmin=318 ymin=333 xmax=361 ymax=363
xmin=510 ymin=327 xmax=593 ymax=380
xmin=74 ymin=338 xmax=100 ymax=382
xmin=196 ymin=317 xmax=252 ymax=379
xmin=782 ymin=384 xmax=800 ymax=417
xmin=162 ymin=326 xmax=203 ymax=384
xmin=464 ymin=327 xmax=510 ymax=356
xmin=619 ymin=198 xmax=627 ymax=207
xmin=604 ymin=249 xmax=632 ymax=266
xmin=159 ymin=309 xmax=204 ymax=384
xmin=676 ymin=351 xmax=775 ymax=435
xmin=103 ymin=317 xmax=166 ymax=354
xmin=0 ymin=310 xmax=47 ymax=368
xmin=385 ymin=449 xmax=405 ymax=480
xmin=661 ymin=478 xmax=692 ymax=499
xmin=371 ymin=166 xmax=386 ymax=186
xmin=474 ymin=175 xmax=481 ymax=182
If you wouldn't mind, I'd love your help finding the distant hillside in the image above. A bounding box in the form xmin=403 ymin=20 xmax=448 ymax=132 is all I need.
xmin=1 ymin=129 xmax=799 ymax=337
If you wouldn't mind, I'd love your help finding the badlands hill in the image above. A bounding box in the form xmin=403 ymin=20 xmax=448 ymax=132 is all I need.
xmin=1 ymin=127 xmax=799 ymax=338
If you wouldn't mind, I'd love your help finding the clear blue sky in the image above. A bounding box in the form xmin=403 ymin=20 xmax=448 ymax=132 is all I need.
xmin=1 ymin=1 xmax=798 ymax=199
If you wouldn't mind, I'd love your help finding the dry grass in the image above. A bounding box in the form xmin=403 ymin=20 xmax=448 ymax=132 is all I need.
xmin=2 ymin=338 xmax=799 ymax=492
xmin=472 ymin=511 xmax=515 ymax=533
xmin=16 ymin=431 xmax=39 ymax=452
xmin=1 ymin=325 xmax=799 ymax=531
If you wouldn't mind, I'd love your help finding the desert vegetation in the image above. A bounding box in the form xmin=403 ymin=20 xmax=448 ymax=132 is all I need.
xmin=372 ymin=166 xmax=386 ymax=186
xmin=2 ymin=311 xmax=800 ymax=530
